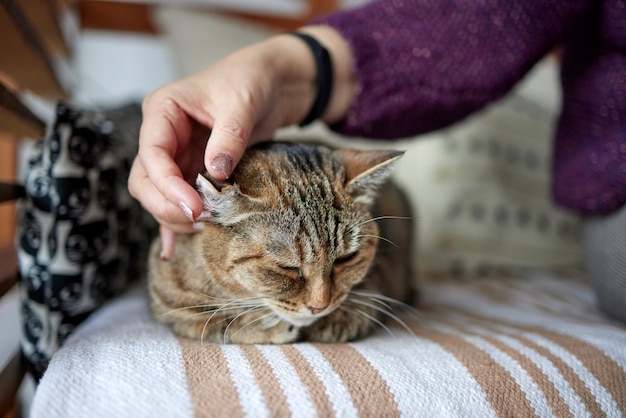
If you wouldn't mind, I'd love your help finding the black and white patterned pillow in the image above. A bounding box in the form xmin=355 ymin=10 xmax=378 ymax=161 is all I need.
xmin=17 ymin=102 xmax=157 ymax=379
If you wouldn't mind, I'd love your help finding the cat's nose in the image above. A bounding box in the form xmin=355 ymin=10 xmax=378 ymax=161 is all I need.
xmin=307 ymin=305 xmax=328 ymax=315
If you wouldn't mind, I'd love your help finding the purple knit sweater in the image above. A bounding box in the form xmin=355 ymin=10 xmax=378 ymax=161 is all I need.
xmin=315 ymin=0 xmax=626 ymax=216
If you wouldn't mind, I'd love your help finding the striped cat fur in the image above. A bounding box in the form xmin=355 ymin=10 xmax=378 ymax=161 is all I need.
xmin=148 ymin=142 xmax=416 ymax=344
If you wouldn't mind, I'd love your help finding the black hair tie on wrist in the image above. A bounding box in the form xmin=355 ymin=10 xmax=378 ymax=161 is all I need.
xmin=289 ymin=32 xmax=333 ymax=127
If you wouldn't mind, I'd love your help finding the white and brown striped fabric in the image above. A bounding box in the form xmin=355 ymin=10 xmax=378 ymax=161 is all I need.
xmin=32 ymin=274 xmax=626 ymax=417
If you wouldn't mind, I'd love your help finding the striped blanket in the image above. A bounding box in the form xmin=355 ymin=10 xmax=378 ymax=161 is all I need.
xmin=31 ymin=274 xmax=626 ymax=417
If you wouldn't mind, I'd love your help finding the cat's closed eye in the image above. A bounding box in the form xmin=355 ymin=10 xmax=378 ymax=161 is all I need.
xmin=334 ymin=251 xmax=359 ymax=265
xmin=277 ymin=265 xmax=305 ymax=283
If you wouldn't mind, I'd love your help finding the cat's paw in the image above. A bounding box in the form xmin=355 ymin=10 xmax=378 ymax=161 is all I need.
xmin=267 ymin=323 xmax=301 ymax=344
xmin=302 ymin=309 xmax=377 ymax=343
xmin=227 ymin=320 xmax=300 ymax=344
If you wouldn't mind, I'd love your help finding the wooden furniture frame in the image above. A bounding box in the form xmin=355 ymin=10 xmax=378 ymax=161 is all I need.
xmin=79 ymin=0 xmax=338 ymax=32
xmin=0 ymin=182 xmax=25 ymax=418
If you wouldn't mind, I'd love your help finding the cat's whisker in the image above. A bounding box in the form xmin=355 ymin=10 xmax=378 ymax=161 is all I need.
xmin=186 ymin=303 xmax=266 ymax=318
xmin=228 ymin=310 xmax=276 ymax=340
xmin=356 ymin=234 xmax=398 ymax=247
xmin=202 ymin=298 xmax=264 ymax=343
xmin=158 ymin=301 xmax=262 ymax=318
xmin=223 ymin=306 xmax=266 ymax=344
xmin=354 ymin=215 xmax=412 ymax=228
xmin=340 ymin=306 xmax=396 ymax=338
xmin=350 ymin=290 xmax=422 ymax=324
xmin=199 ymin=309 xmax=262 ymax=345
xmin=208 ymin=299 xmax=249 ymax=321
xmin=157 ymin=303 xmax=216 ymax=318
xmin=200 ymin=316 xmax=211 ymax=347
xmin=349 ymin=291 xmax=394 ymax=311
xmin=181 ymin=280 xmax=261 ymax=303
xmin=263 ymin=315 xmax=283 ymax=329
xmin=181 ymin=281 xmax=218 ymax=300
xmin=347 ymin=297 xmax=417 ymax=337
xmin=350 ymin=290 xmax=420 ymax=315
xmin=201 ymin=304 xmax=262 ymax=346
xmin=348 ymin=297 xmax=397 ymax=319
xmin=204 ymin=295 xmax=262 ymax=303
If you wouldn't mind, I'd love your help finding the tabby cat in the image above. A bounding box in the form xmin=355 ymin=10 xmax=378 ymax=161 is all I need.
xmin=148 ymin=142 xmax=415 ymax=344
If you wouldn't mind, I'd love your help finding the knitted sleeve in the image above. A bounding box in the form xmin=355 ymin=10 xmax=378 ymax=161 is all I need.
xmin=315 ymin=0 xmax=593 ymax=139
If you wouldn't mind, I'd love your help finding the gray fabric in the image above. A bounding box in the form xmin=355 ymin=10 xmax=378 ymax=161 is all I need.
xmin=582 ymin=204 xmax=626 ymax=322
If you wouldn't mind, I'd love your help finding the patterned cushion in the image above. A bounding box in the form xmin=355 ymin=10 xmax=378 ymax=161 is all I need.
xmin=395 ymin=85 xmax=585 ymax=278
xmin=16 ymin=102 xmax=157 ymax=378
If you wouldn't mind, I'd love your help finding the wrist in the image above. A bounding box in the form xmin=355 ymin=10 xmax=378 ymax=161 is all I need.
xmin=262 ymin=34 xmax=318 ymax=127
xmin=297 ymin=25 xmax=355 ymax=125
xmin=263 ymin=26 xmax=355 ymax=127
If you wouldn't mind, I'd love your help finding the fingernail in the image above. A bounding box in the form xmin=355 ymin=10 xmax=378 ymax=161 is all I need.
xmin=196 ymin=211 xmax=211 ymax=222
xmin=210 ymin=152 xmax=233 ymax=179
xmin=179 ymin=201 xmax=195 ymax=222
xmin=192 ymin=222 xmax=205 ymax=231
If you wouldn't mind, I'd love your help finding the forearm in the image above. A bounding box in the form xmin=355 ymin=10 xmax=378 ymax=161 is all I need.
xmin=314 ymin=0 xmax=595 ymax=139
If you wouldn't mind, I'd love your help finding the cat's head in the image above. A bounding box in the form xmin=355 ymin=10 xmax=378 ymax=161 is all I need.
xmin=196 ymin=142 xmax=402 ymax=327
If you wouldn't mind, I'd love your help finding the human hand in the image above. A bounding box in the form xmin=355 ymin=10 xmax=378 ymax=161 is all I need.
xmin=128 ymin=27 xmax=355 ymax=259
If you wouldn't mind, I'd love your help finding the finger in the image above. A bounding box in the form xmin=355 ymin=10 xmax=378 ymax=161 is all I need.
xmin=159 ymin=226 xmax=176 ymax=260
xmin=204 ymin=111 xmax=255 ymax=180
xmin=157 ymin=222 xmax=204 ymax=260
xmin=159 ymin=221 xmax=197 ymax=235
xmin=129 ymin=157 xmax=200 ymax=227
xmin=139 ymin=94 xmax=204 ymax=219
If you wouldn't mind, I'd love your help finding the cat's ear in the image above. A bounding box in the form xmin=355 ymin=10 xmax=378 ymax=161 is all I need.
xmin=196 ymin=174 xmax=262 ymax=225
xmin=335 ymin=149 xmax=404 ymax=205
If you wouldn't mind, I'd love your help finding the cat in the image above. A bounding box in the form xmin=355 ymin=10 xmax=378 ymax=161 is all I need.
xmin=148 ymin=141 xmax=416 ymax=344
